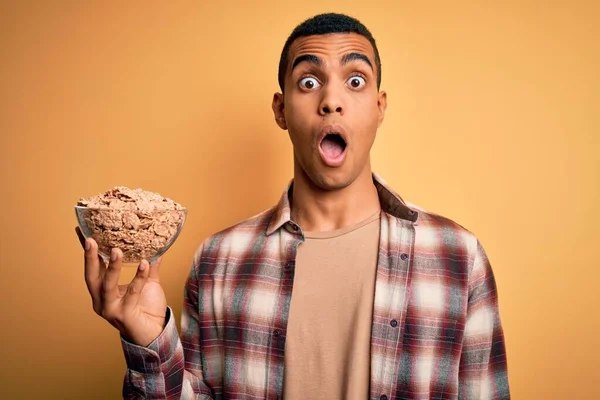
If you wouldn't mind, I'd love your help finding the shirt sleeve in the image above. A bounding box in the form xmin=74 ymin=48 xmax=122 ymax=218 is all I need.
xmin=120 ymin=248 xmax=215 ymax=399
xmin=458 ymin=239 xmax=511 ymax=399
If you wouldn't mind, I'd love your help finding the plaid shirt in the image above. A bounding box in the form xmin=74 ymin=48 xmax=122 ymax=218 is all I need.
xmin=121 ymin=173 xmax=510 ymax=399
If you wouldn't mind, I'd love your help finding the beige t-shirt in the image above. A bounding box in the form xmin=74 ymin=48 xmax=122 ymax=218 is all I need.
xmin=283 ymin=210 xmax=381 ymax=399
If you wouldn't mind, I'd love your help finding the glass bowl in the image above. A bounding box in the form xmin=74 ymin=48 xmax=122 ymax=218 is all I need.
xmin=75 ymin=206 xmax=187 ymax=264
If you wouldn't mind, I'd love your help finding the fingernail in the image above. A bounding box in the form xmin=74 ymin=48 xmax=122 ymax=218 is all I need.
xmin=85 ymin=239 xmax=91 ymax=251
xmin=110 ymin=248 xmax=118 ymax=261
xmin=139 ymin=260 xmax=147 ymax=271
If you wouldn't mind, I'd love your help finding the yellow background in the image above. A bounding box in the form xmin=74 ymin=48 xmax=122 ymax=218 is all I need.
xmin=1 ymin=1 xmax=598 ymax=399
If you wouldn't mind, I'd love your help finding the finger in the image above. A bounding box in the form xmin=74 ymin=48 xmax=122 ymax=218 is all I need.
xmin=83 ymin=235 xmax=104 ymax=280
xmin=148 ymin=257 xmax=162 ymax=281
xmin=75 ymin=226 xmax=86 ymax=249
xmin=102 ymin=248 xmax=123 ymax=303
xmin=123 ymin=260 xmax=150 ymax=306
xmin=82 ymin=234 xmax=105 ymax=314
xmin=77 ymin=227 xmax=106 ymax=276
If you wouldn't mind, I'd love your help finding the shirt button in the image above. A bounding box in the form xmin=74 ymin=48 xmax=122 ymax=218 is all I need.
xmin=390 ymin=319 xmax=398 ymax=327
xmin=400 ymin=253 xmax=408 ymax=260
xmin=144 ymin=356 xmax=155 ymax=364
xmin=285 ymin=261 xmax=295 ymax=269
xmin=380 ymin=395 xmax=388 ymax=400
xmin=273 ymin=329 xmax=281 ymax=337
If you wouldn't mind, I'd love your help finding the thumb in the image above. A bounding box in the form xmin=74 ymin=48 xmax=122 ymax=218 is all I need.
xmin=148 ymin=256 xmax=162 ymax=280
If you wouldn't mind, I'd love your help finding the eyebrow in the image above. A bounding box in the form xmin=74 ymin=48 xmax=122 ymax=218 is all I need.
xmin=291 ymin=52 xmax=373 ymax=72
xmin=291 ymin=54 xmax=322 ymax=71
xmin=341 ymin=52 xmax=373 ymax=70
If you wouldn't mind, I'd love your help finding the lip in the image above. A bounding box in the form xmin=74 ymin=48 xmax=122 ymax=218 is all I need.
xmin=317 ymin=124 xmax=349 ymax=168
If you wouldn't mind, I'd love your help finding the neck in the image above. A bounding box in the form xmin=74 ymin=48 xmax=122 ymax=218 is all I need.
xmin=290 ymin=162 xmax=381 ymax=233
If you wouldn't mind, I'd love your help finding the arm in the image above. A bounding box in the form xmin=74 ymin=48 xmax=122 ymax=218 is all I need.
xmin=458 ymin=240 xmax=511 ymax=399
xmin=121 ymin=246 xmax=215 ymax=399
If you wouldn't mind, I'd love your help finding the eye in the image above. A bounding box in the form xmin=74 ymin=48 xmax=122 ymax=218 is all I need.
xmin=347 ymin=75 xmax=366 ymax=89
xmin=299 ymin=77 xmax=320 ymax=90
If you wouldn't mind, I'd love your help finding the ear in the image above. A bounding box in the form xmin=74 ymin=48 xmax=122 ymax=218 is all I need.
xmin=272 ymin=93 xmax=287 ymax=130
xmin=377 ymin=90 xmax=387 ymax=128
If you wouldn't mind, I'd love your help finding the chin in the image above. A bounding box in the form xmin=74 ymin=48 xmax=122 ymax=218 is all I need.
xmin=295 ymin=153 xmax=362 ymax=192
xmin=308 ymin=168 xmax=356 ymax=192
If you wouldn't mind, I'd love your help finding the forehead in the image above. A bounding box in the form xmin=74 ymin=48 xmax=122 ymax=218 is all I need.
xmin=287 ymin=32 xmax=375 ymax=64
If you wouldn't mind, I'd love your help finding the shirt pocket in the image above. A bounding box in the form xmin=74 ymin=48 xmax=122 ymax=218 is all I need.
xmin=403 ymin=315 xmax=459 ymax=345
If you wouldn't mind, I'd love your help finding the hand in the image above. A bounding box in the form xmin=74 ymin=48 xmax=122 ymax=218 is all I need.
xmin=76 ymin=227 xmax=167 ymax=347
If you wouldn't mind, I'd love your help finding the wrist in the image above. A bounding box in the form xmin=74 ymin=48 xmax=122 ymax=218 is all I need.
xmin=124 ymin=308 xmax=169 ymax=347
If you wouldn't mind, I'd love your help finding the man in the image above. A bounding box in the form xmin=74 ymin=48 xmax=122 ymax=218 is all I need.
xmin=78 ymin=13 xmax=510 ymax=400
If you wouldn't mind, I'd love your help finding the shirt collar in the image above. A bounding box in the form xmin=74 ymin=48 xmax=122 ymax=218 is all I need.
xmin=266 ymin=172 xmax=419 ymax=236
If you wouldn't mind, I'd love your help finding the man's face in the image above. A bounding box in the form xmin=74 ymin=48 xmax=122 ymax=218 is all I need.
xmin=272 ymin=32 xmax=387 ymax=191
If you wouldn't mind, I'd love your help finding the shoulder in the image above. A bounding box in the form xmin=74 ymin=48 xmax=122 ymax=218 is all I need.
xmin=192 ymin=205 xmax=278 ymax=263
xmin=406 ymin=201 xmax=480 ymax=259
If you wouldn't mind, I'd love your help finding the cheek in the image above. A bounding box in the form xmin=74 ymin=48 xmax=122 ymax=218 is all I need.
xmin=352 ymin=102 xmax=379 ymax=148
xmin=286 ymin=122 xmax=313 ymax=152
xmin=285 ymin=97 xmax=316 ymax=139
xmin=354 ymin=99 xmax=380 ymax=126
xmin=285 ymin=97 xmax=313 ymax=120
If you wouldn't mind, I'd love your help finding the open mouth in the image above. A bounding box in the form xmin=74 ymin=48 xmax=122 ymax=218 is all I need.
xmin=320 ymin=133 xmax=347 ymax=159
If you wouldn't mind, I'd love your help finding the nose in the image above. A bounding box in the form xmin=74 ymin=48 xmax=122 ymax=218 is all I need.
xmin=319 ymin=85 xmax=344 ymax=116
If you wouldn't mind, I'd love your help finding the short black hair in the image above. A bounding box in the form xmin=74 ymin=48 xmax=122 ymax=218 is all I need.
xmin=278 ymin=13 xmax=382 ymax=92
